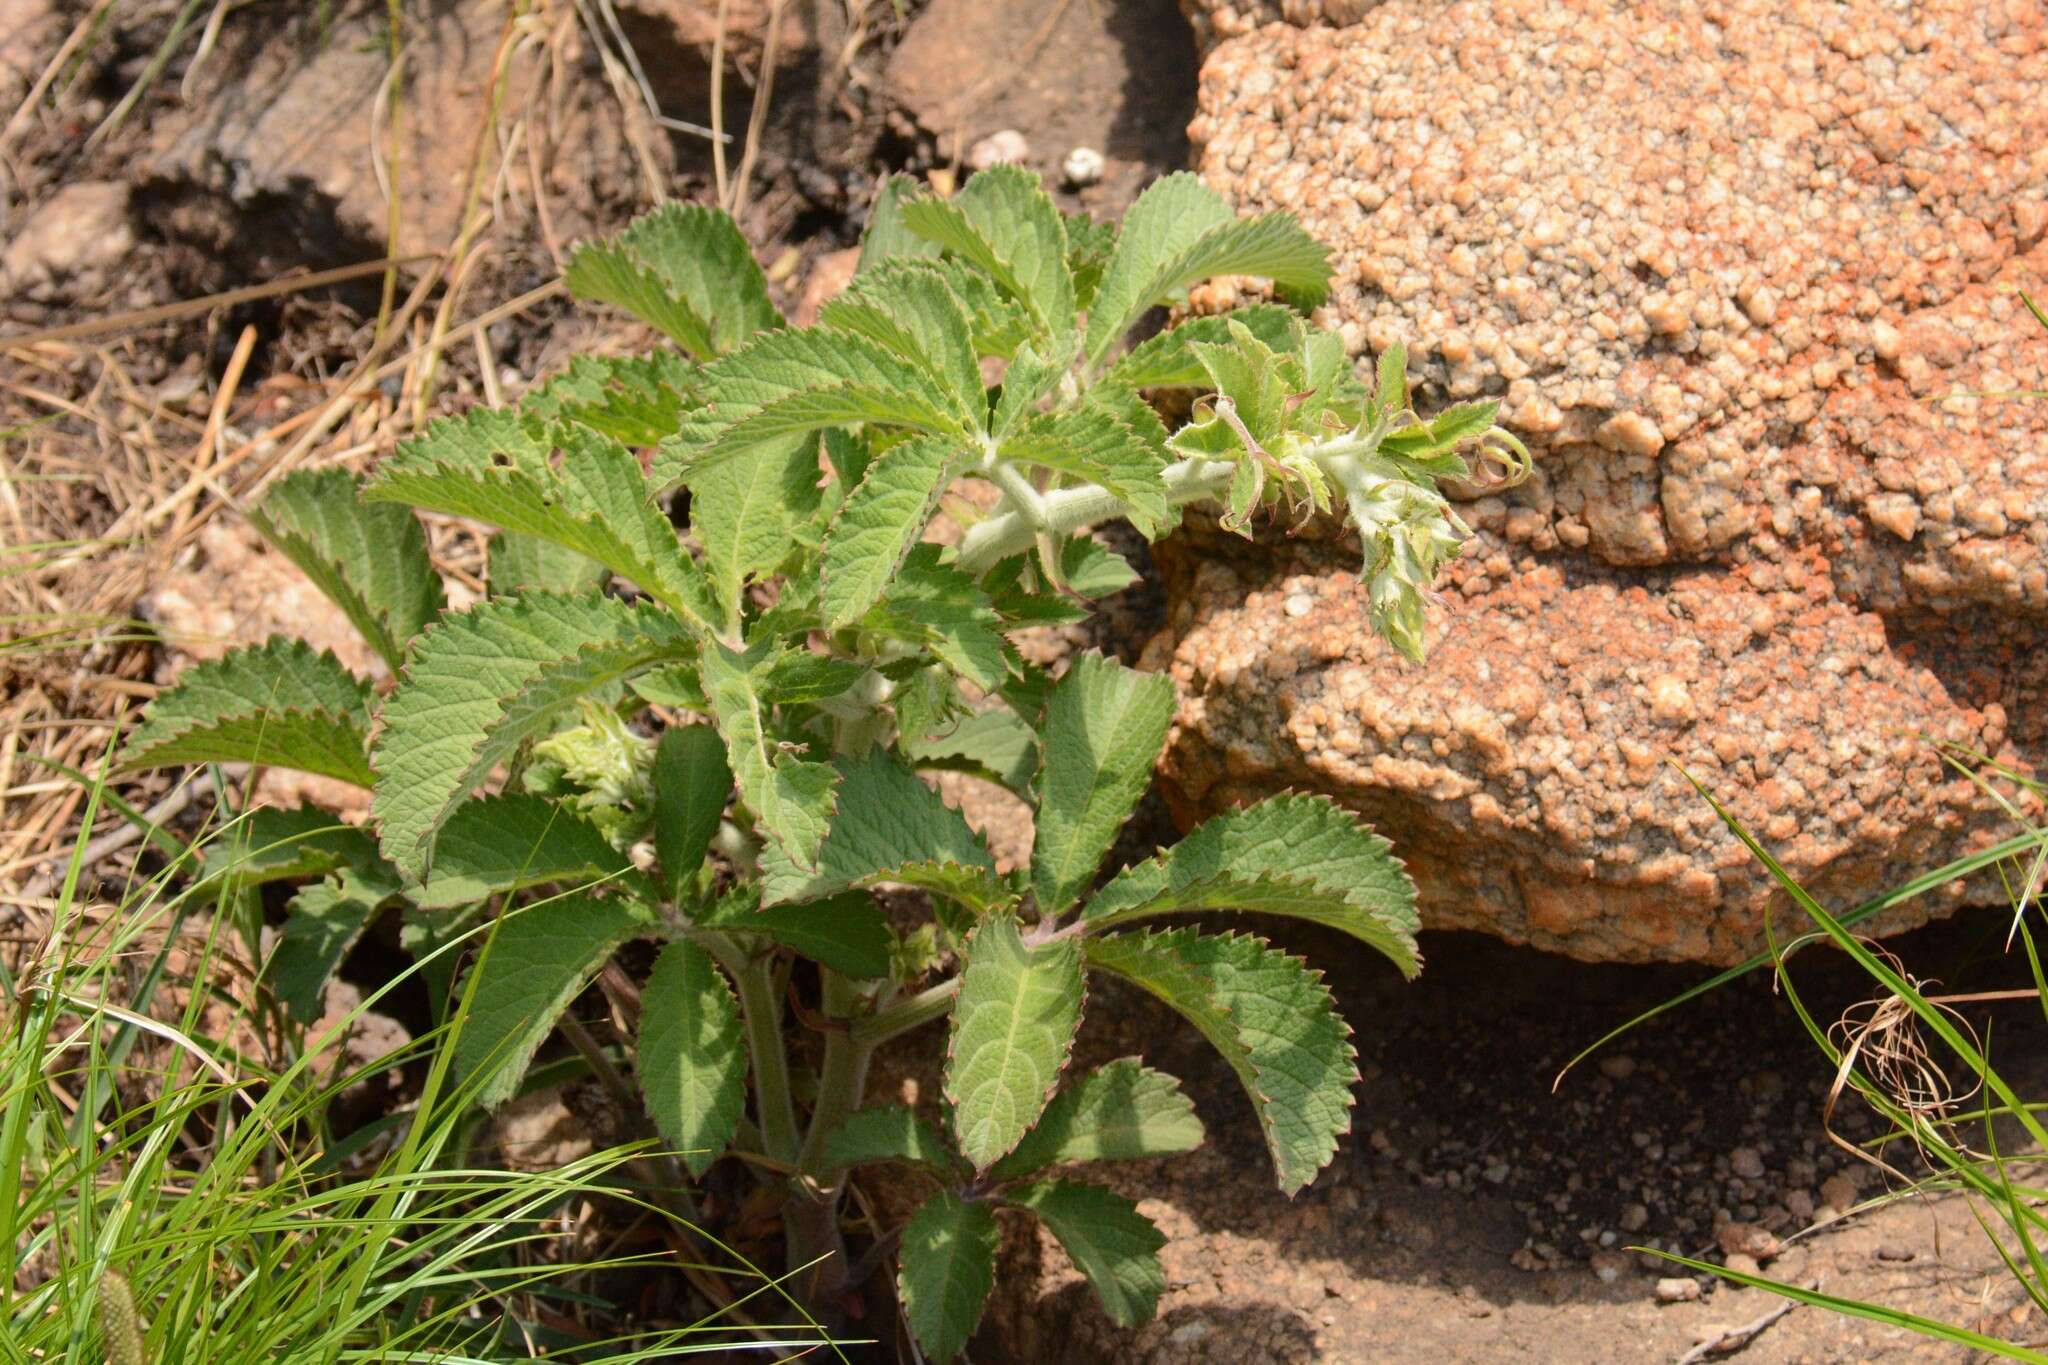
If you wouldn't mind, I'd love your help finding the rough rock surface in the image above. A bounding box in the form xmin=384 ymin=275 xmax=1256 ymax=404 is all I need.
xmin=0 ymin=181 xmax=135 ymax=305
xmin=1154 ymin=0 xmax=2048 ymax=962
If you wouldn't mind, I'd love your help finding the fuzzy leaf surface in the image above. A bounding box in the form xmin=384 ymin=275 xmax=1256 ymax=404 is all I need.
xmin=519 ymin=352 xmax=695 ymax=447
xmin=1030 ymin=653 xmax=1175 ymax=915
xmin=411 ymin=794 xmax=643 ymax=910
xmin=487 ymin=531 xmax=607 ymax=598
xmin=1005 ymin=1180 xmax=1166 ymax=1327
xmin=653 ymin=725 xmax=730 ymax=900
xmin=856 ymin=174 xmax=943 ymax=274
xmin=372 ymin=593 xmax=692 ymax=876
xmin=989 ymin=1059 xmax=1204 ymax=1180
xmin=898 ymin=1192 xmax=999 ymax=1362
xmin=638 ymin=938 xmax=746 ymax=1175
xmin=1084 ymin=172 xmax=1331 ymax=366
xmin=999 ymin=410 xmax=1169 ymax=535
xmin=866 ymin=547 xmax=1009 ymax=693
xmin=1082 ymin=794 xmax=1420 ymax=978
xmin=564 ymin=201 xmax=779 ymax=359
xmin=820 ymin=261 xmax=984 ymax=425
xmin=453 ymin=895 xmax=645 ymax=1107
xmin=758 ymin=748 xmax=1001 ymax=911
xmin=900 ymin=166 xmax=1074 ymax=338
xmin=1099 ymin=306 xmax=1305 ymax=391
xmin=816 ymin=1105 xmax=960 ymax=1174
xmin=1083 ymin=929 xmax=1355 ymax=1194
xmin=367 ymin=415 xmax=716 ymax=630
xmin=697 ymin=641 xmax=838 ymax=872
xmin=247 ymin=467 xmax=442 ymax=670
xmin=121 ymin=640 xmax=375 ymax=787
xmin=946 ymin=915 xmax=1084 ymax=1170
xmin=901 ymin=706 xmax=1038 ymax=792
xmin=195 ymin=806 xmax=382 ymax=891
xmin=695 ymin=888 xmax=893 ymax=979
xmin=690 ymin=430 xmax=821 ymax=632
xmin=820 ymin=433 xmax=970 ymax=629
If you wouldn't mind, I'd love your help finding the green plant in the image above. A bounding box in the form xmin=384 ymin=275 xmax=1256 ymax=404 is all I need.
xmin=118 ymin=166 xmax=1526 ymax=1355
xmin=1 ymin=785 xmax=831 ymax=1362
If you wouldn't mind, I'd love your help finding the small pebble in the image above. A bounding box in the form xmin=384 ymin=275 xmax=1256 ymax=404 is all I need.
xmin=1619 ymin=1202 xmax=1649 ymax=1232
xmin=1655 ymin=1277 xmax=1701 ymax=1304
xmin=1062 ymin=145 xmax=1105 ymax=187
xmin=1875 ymin=1243 xmax=1916 ymax=1263
xmin=1284 ymin=592 xmax=1314 ymax=618
xmin=1819 ymin=1172 xmax=1861 ymax=1214
xmin=1723 ymin=1252 xmax=1761 ymax=1278
xmin=1599 ymin=1054 xmax=1638 ymax=1080
xmin=1729 ymin=1146 xmax=1765 ymax=1179
xmin=968 ymin=129 xmax=1030 ymax=172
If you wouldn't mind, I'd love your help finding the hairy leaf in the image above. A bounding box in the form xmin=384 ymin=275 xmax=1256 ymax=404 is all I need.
xmin=411 ymin=793 xmax=643 ymax=911
xmin=820 ymin=261 xmax=984 ymax=425
xmin=989 ymin=1059 xmax=1204 ymax=1180
xmin=653 ymin=724 xmax=730 ymax=900
xmin=519 ymin=352 xmax=695 ymax=447
xmin=690 ymin=430 xmax=821 ymax=632
xmin=820 ymin=433 xmax=968 ymax=628
xmin=898 ymin=1192 xmax=999 ymax=1362
xmin=946 ymin=915 xmax=1084 ymax=1170
xmin=999 ymin=409 xmax=1169 ymax=536
xmin=901 ymin=166 xmax=1074 ymax=339
xmin=815 ymin=1104 xmax=960 ymax=1174
xmin=758 ymin=749 xmax=1002 ymax=912
xmin=638 ymin=938 xmax=746 ymax=1175
xmin=698 ymin=641 xmax=838 ymax=872
xmin=1084 ymin=929 xmax=1356 ymax=1194
xmin=564 ymin=201 xmax=780 ymax=359
xmin=1030 ymin=653 xmax=1175 ymax=915
xmin=195 ymin=806 xmax=382 ymax=892
xmin=1005 ymin=1180 xmax=1166 ymax=1328
xmin=1085 ymin=172 xmax=1331 ymax=366
xmin=1064 ymin=213 xmax=1119 ymax=314
xmin=695 ymin=886 xmax=893 ymax=979
xmin=372 ymin=593 xmax=692 ymax=876
xmin=866 ymin=547 xmax=1009 ymax=693
xmin=667 ymin=328 xmax=970 ymax=483
xmin=1082 ymin=794 xmax=1420 ymax=978
xmin=453 ymin=895 xmax=645 ymax=1107
xmin=121 ymin=639 xmax=375 ymax=787
xmin=247 ymin=467 xmax=442 ymax=670
xmin=1100 ymin=306 xmax=1305 ymax=391
xmin=901 ymin=706 xmax=1037 ymax=793
xmin=368 ymin=415 xmax=717 ymax=631
xmin=857 ymin=174 xmax=943 ymax=275
xmin=267 ymin=865 xmax=401 ymax=1022
xmin=487 ymin=531 xmax=607 ymax=598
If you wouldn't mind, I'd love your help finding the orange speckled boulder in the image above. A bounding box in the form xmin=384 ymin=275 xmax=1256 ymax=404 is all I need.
xmin=1151 ymin=0 xmax=2048 ymax=962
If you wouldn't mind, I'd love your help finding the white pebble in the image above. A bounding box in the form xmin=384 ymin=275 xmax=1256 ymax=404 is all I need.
xmin=1062 ymin=145 xmax=1105 ymax=187
xmin=1655 ymin=1277 xmax=1701 ymax=1304
xmin=968 ymin=129 xmax=1030 ymax=172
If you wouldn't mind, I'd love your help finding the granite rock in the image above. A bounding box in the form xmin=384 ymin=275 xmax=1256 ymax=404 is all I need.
xmin=1151 ymin=0 xmax=2048 ymax=961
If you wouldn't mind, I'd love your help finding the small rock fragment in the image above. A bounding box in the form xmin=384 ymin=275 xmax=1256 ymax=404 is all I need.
xmin=1062 ymin=145 xmax=1105 ymax=187
xmin=1655 ymin=1277 xmax=1701 ymax=1304
xmin=1716 ymin=1222 xmax=1781 ymax=1262
xmin=1875 ymin=1242 xmax=1916 ymax=1263
xmin=1728 ymin=1146 xmax=1765 ymax=1180
xmin=1599 ymin=1054 xmax=1638 ymax=1080
xmin=1818 ymin=1172 xmax=1861 ymax=1215
xmin=968 ymin=129 xmax=1030 ymax=171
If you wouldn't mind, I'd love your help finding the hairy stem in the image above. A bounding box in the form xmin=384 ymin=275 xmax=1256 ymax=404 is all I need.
xmin=850 ymin=976 xmax=960 ymax=1048
xmin=955 ymin=456 xmax=1237 ymax=572
xmin=786 ymin=969 xmax=872 ymax=1301
xmin=709 ymin=934 xmax=801 ymax=1164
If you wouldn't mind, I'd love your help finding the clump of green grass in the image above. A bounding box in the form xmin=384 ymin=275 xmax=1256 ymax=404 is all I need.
xmin=1 ymin=775 xmax=838 ymax=1362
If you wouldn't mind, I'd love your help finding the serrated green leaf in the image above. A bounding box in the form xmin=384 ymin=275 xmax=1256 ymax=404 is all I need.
xmin=1030 ymin=653 xmax=1175 ymax=916
xmin=945 ymin=915 xmax=1083 ymax=1169
xmin=815 ymin=1104 xmax=959 ymax=1174
xmin=820 ymin=433 xmax=968 ymax=628
xmin=520 ymin=352 xmax=696 ymax=447
xmin=697 ymin=640 xmax=838 ymax=872
xmin=247 ymin=467 xmax=442 ymax=671
xmin=665 ymin=328 xmax=971 ymax=484
xmin=1065 ymin=213 xmax=1119 ymax=314
xmin=759 ymin=748 xmax=1002 ymax=911
xmin=454 ymin=895 xmax=646 ymax=1107
xmin=411 ymin=793 xmax=642 ymax=911
xmin=1005 ymin=1180 xmax=1166 ymax=1328
xmin=1098 ymin=306 xmax=1305 ymax=391
xmin=989 ymin=333 xmax=1078 ymax=438
xmin=901 ymin=706 xmax=1038 ymax=792
xmin=899 ymin=1192 xmax=999 ymax=1361
xmin=763 ymin=653 xmax=868 ymax=704
xmin=653 ymin=725 xmax=729 ymax=900
xmin=999 ymin=409 xmax=1169 ymax=536
xmin=1085 ymin=172 xmax=1331 ymax=367
xmin=266 ymin=865 xmax=401 ymax=1022
xmin=690 ymin=430 xmax=821 ymax=632
xmin=821 ymin=261 xmax=984 ymax=426
xmin=695 ymin=887 xmax=894 ymax=979
xmin=858 ymin=174 xmax=944 ymax=275
xmin=638 ymin=938 xmax=746 ymax=1175
xmin=565 ymin=201 xmax=780 ymax=360
xmin=487 ymin=531 xmax=607 ymax=598
xmin=372 ymin=593 xmax=693 ymax=876
xmin=901 ymin=166 xmax=1075 ymax=339
xmin=868 ymin=547 xmax=1010 ymax=693
xmin=989 ymin=1059 xmax=1203 ymax=1180
xmin=367 ymin=414 xmax=717 ymax=632
xmin=1082 ymin=794 xmax=1419 ymax=978
xmin=194 ymin=805 xmax=381 ymax=892
xmin=1084 ymin=928 xmax=1355 ymax=1194
xmin=122 ymin=639 xmax=375 ymax=787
